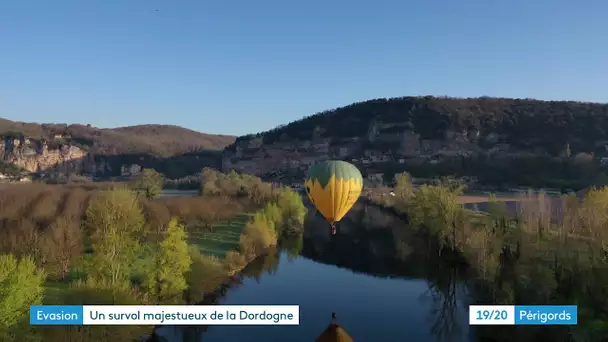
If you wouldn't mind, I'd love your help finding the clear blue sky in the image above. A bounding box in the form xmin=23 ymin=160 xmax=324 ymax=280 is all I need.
xmin=1 ymin=0 xmax=606 ymax=136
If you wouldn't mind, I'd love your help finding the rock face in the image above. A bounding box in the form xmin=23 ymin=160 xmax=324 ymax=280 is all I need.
xmin=222 ymin=122 xmax=516 ymax=181
xmin=0 ymin=120 xmax=234 ymax=180
xmin=1 ymin=135 xmax=222 ymax=180
xmin=222 ymin=96 xmax=608 ymax=184
xmin=1 ymin=136 xmax=90 ymax=174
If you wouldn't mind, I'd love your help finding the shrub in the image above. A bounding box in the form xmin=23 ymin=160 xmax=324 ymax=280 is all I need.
xmin=275 ymin=189 xmax=307 ymax=233
xmin=131 ymin=169 xmax=164 ymax=199
xmin=223 ymin=251 xmax=247 ymax=274
xmin=200 ymin=168 xmax=273 ymax=204
xmin=262 ymin=203 xmax=283 ymax=235
xmin=405 ymin=184 xmax=462 ymax=251
xmin=185 ymin=248 xmax=226 ymax=302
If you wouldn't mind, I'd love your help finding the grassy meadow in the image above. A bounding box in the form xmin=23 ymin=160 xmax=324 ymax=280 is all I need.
xmin=190 ymin=213 xmax=251 ymax=258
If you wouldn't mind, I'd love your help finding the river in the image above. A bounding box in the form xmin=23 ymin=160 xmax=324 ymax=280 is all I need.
xmin=185 ymin=252 xmax=469 ymax=342
xmin=154 ymin=203 xmax=475 ymax=342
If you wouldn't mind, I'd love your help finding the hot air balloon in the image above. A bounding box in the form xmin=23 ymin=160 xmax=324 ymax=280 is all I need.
xmin=304 ymin=160 xmax=363 ymax=235
xmin=316 ymin=313 xmax=354 ymax=342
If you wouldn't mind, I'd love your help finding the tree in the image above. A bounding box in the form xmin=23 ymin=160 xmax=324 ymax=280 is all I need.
xmin=40 ymin=216 xmax=83 ymax=280
xmin=579 ymin=186 xmax=608 ymax=260
xmin=394 ymin=172 xmax=413 ymax=195
xmin=144 ymin=218 xmax=192 ymax=301
xmin=393 ymin=172 xmax=414 ymax=212
xmin=249 ymin=181 xmax=273 ymax=205
xmin=432 ymin=176 xmax=466 ymax=195
xmin=240 ymin=212 xmax=277 ymax=259
xmin=132 ymin=169 xmax=164 ymax=199
xmin=486 ymin=195 xmax=509 ymax=235
xmin=0 ymin=218 xmax=41 ymax=262
xmin=84 ymin=188 xmax=145 ymax=286
xmin=275 ymin=189 xmax=307 ymax=234
xmin=406 ymin=184 xmax=462 ymax=251
xmin=0 ymin=254 xmax=45 ymax=330
xmin=262 ymin=203 xmax=283 ymax=236
xmin=38 ymin=279 xmax=148 ymax=341
xmin=200 ymin=168 xmax=220 ymax=196
xmin=184 ymin=248 xmax=225 ymax=303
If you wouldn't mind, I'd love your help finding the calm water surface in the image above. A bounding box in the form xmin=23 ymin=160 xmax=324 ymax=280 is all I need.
xmin=157 ymin=252 xmax=472 ymax=342
xmin=153 ymin=202 xmax=475 ymax=341
xmin=149 ymin=196 xmax=577 ymax=342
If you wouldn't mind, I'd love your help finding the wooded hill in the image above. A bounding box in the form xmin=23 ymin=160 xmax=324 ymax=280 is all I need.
xmin=223 ymin=96 xmax=608 ymax=190
xmin=0 ymin=119 xmax=235 ymax=156
xmin=231 ymin=96 xmax=608 ymax=157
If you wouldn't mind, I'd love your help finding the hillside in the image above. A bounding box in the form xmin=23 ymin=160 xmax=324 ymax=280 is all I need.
xmin=0 ymin=119 xmax=235 ymax=156
xmin=223 ymin=96 xmax=608 ymax=189
xmin=0 ymin=119 xmax=234 ymax=180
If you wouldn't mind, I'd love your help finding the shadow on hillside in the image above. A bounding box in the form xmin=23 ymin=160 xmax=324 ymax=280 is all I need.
xmin=16 ymin=149 xmax=223 ymax=181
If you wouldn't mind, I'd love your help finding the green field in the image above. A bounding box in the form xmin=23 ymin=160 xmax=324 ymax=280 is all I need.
xmin=189 ymin=213 xmax=251 ymax=258
xmin=43 ymin=281 xmax=70 ymax=305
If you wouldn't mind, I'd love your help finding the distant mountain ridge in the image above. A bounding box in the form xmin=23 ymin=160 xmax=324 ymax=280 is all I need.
xmin=229 ymin=96 xmax=608 ymax=150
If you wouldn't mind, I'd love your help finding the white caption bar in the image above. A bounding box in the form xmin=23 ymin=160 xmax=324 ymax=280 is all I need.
xmin=82 ymin=305 xmax=299 ymax=325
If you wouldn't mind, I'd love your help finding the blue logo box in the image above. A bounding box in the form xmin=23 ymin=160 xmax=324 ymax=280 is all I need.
xmin=30 ymin=305 xmax=84 ymax=325
xmin=514 ymin=305 xmax=577 ymax=325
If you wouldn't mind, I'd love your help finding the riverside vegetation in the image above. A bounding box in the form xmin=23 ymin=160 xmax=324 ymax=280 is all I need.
xmin=0 ymin=168 xmax=306 ymax=341
xmin=3 ymin=166 xmax=608 ymax=341
xmin=379 ymin=172 xmax=608 ymax=342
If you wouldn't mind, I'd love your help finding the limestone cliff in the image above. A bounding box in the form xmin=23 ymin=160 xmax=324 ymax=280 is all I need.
xmin=222 ymin=96 xmax=608 ymax=187
xmin=0 ymin=135 xmax=223 ymax=180
xmin=0 ymin=136 xmax=91 ymax=174
xmin=0 ymin=120 xmax=233 ymax=180
xmin=222 ymin=123 xmax=493 ymax=182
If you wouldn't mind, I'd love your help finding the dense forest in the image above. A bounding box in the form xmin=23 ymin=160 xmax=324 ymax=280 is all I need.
xmin=0 ymin=119 xmax=235 ymax=156
xmin=229 ymin=96 xmax=608 ymax=156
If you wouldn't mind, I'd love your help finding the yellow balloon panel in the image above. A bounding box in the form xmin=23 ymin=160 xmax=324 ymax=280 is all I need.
xmin=304 ymin=175 xmax=363 ymax=224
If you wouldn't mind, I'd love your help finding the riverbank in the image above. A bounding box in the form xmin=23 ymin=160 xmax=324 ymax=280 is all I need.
xmin=150 ymin=239 xmax=467 ymax=342
xmin=148 ymin=175 xmax=607 ymax=342
xmin=145 ymin=195 xmax=308 ymax=340
xmin=389 ymin=174 xmax=608 ymax=340
xmin=145 ymin=245 xmax=292 ymax=341
xmin=171 ymin=168 xmax=308 ymax=299
xmin=184 ymin=213 xmax=275 ymax=301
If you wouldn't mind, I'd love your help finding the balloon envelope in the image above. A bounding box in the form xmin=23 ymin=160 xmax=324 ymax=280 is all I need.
xmin=316 ymin=324 xmax=353 ymax=342
xmin=304 ymin=160 xmax=363 ymax=225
